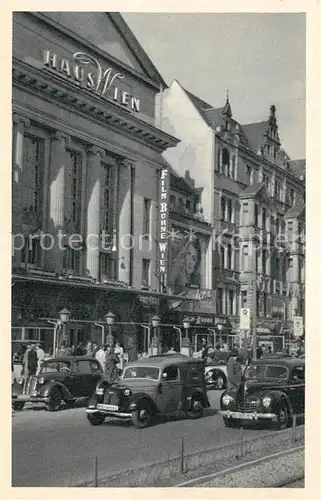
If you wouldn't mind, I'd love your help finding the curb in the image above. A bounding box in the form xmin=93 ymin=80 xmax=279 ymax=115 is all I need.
xmin=75 ymin=425 xmax=304 ymax=487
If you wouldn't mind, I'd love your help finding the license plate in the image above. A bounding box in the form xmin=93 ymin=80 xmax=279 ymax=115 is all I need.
xmin=97 ymin=404 xmax=119 ymax=411
xmin=230 ymin=412 xmax=255 ymax=420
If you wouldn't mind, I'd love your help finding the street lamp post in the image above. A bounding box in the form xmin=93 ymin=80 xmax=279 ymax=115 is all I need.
xmin=217 ymin=323 xmax=223 ymax=348
xmin=151 ymin=315 xmax=160 ymax=355
xmin=48 ymin=308 xmax=71 ymax=357
xmin=105 ymin=311 xmax=115 ymax=347
xmin=181 ymin=318 xmax=191 ymax=356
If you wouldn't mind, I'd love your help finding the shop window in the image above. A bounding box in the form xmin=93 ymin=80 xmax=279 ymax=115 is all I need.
xmin=142 ymin=258 xmax=150 ymax=287
xmin=143 ymin=198 xmax=151 ymax=237
xmin=22 ymin=134 xmax=45 ymax=215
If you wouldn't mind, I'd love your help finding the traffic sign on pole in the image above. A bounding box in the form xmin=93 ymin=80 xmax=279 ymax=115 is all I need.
xmin=293 ymin=316 xmax=304 ymax=338
xmin=240 ymin=308 xmax=250 ymax=330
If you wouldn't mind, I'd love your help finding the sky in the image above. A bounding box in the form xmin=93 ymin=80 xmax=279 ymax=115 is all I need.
xmin=122 ymin=13 xmax=306 ymax=160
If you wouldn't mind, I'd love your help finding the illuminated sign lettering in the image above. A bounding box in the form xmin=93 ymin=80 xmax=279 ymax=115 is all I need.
xmin=158 ymin=168 xmax=169 ymax=286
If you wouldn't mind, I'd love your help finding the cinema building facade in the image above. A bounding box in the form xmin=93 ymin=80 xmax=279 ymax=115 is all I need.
xmin=12 ymin=12 xmax=182 ymax=353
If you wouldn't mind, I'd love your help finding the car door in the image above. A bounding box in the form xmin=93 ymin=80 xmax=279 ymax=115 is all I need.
xmin=289 ymin=365 xmax=305 ymax=415
xmin=72 ymin=360 xmax=94 ymax=397
xmin=156 ymin=365 xmax=182 ymax=414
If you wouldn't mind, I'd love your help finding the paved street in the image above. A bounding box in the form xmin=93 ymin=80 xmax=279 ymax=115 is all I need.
xmin=12 ymin=390 xmax=265 ymax=487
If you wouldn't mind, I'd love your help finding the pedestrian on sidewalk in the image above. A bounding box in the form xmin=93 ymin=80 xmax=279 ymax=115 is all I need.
xmin=22 ymin=344 xmax=38 ymax=377
xmin=95 ymin=345 xmax=106 ymax=371
xmin=226 ymin=349 xmax=243 ymax=390
xmin=35 ymin=343 xmax=45 ymax=375
xmin=114 ymin=341 xmax=124 ymax=373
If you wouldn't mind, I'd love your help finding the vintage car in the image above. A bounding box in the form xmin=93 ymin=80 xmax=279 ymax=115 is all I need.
xmin=12 ymin=356 xmax=103 ymax=411
xmin=219 ymin=357 xmax=305 ymax=430
xmin=86 ymin=354 xmax=210 ymax=428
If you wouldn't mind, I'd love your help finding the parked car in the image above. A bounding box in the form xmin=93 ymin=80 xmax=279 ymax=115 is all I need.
xmin=205 ymin=363 xmax=228 ymax=390
xmin=219 ymin=357 xmax=305 ymax=430
xmin=86 ymin=354 xmax=210 ymax=428
xmin=12 ymin=356 xmax=103 ymax=411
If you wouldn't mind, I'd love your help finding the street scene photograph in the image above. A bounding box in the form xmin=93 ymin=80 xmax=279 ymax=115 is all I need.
xmin=11 ymin=10 xmax=306 ymax=488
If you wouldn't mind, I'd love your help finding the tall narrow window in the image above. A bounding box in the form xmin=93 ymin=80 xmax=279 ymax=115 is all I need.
xmin=216 ymin=288 xmax=223 ymax=314
xmin=227 ymin=244 xmax=232 ymax=269
xmin=245 ymin=165 xmax=252 ymax=185
xmin=66 ymin=151 xmax=82 ymax=233
xmin=220 ymin=245 xmax=225 ymax=268
xmin=142 ymin=259 xmax=150 ymax=287
xmin=216 ymin=148 xmax=220 ymax=172
xmin=63 ymin=247 xmax=80 ymax=274
xmin=254 ymin=204 xmax=259 ymax=226
xmin=221 ymin=196 xmax=226 ymax=221
xmin=262 ymin=249 xmax=267 ymax=275
xmin=222 ymin=149 xmax=230 ymax=176
xmin=287 ymin=221 xmax=293 ymax=242
xmin=242 ymin=203 xmax=249 ymax=225
xmin=100 ymin=164 xmax=113 ymax=234
xmin=275 ymin=257 xmax=280 ymax=280
xmin=227 ymin=199 xmax=233 ymax=222
xmin=230 ymin=155 xmax=236 ymax=179
xmin=143 ymin=198 xmax=151 ymax=237
xmin=99 ymin=253 xmax=116 ymax=281
xmin=22 ymin=135 xmax=45 ymax=215
xmin=262 ymin=207 xmax=266 ymax=229
xmin=228 ymin=290 xmax=234 ymax=315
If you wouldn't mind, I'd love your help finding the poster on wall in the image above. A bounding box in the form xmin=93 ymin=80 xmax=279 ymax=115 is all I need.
xmin=168 ymin=227 xmax=202 ymax=295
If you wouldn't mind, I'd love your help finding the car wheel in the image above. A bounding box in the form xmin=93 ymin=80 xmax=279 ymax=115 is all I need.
xmin=87 ymin=413 xmax=106 ymax=426
xmin=46 ymin=388 xmax=62 ymax=412
xmin=12 ymin=401 xmax=25 ymax=411
xmin=223 ymin=417 xmax=240 ymax=428
xmin=186 ymin=396 xmax=204 ymax=419
xmin=132 ymin=401 xmax=153 ymax=428
xmin=276 ymin=402 xmax=289 ymax=430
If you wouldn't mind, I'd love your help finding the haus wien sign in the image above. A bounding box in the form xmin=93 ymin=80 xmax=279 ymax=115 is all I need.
xmin=43 ymin=50 xmax=140 ymax=113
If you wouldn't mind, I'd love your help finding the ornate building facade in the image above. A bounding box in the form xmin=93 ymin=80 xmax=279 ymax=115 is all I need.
xmin=159 ymin=80 xmax=305 ymax=345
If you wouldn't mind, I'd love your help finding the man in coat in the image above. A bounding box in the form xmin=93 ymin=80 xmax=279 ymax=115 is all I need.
xmin=226 ymin=349 xmax=243 ymax=390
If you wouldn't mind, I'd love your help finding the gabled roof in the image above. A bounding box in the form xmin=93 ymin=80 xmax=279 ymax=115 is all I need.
xmin=240 ymin=181 xmax=265 ymax=198
xmin=162 ymin=158 xmax=196 ymax=195
xmin=241 ymin=121 xmax=269 ymax=154
xmin=288 ymin=159 xmax=306 ymax=180
xmin=181 ymin=85 xmax=225 ymax=128
xmin=284 ymin=202 xmax=305 ymax=219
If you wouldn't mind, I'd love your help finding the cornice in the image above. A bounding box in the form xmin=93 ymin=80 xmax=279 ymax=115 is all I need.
xmin=12 ymin=59 xmax=179 ymax=154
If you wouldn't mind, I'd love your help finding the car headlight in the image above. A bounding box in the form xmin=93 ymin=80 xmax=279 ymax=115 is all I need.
xmin=38 ymin=377 xmax=45 ymax=385
xmin=124 ymin=389 xmax=131 ymax=396
xmin=262 ymin=396 xmax=272 ymax=408
xmin=222 ymin=394 xmax=233 ymax=406
xmin=95 ymin=387 xmax=104 ymax=395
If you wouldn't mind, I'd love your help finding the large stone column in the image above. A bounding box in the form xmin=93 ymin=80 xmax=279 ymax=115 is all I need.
xmin=86 ymin=146 xmax=105 ymax=280
xmin=118 ymin=159 xmax=134 ymax=284
xmin=12 ymin=114 xmax=30 ymax=267
xmin=48 ymin=132 xmax=71 ymax=274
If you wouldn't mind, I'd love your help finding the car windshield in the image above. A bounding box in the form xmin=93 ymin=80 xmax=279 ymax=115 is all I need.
xmin=40 ymin=361 xmax=71 ymax=374
xmin=245 ymin=364 xmax=288 ymax=380
xmin=122 ymin=366 xmax=160 ymax=380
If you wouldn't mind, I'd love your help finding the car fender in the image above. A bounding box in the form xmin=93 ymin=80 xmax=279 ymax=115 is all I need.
xmin=260 ymin=390 xmax=293 ymax=417
xmin=128 ymin=392 xmax=158 ymax=414
xmin=39 ymin=381 xmax=73 ymax=401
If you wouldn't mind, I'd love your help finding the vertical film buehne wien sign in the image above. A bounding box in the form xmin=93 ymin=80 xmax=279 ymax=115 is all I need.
xmin=158 ymin=168 xmax=169 ymax=291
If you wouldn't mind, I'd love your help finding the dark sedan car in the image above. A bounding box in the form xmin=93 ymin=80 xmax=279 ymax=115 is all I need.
xmin=219 ymin=357 xmax=304 ymax=430
xmin=12 ymin=356 xmax=103 ymax=411
xmin=86 ymin=355 xmax=210 ymax=428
